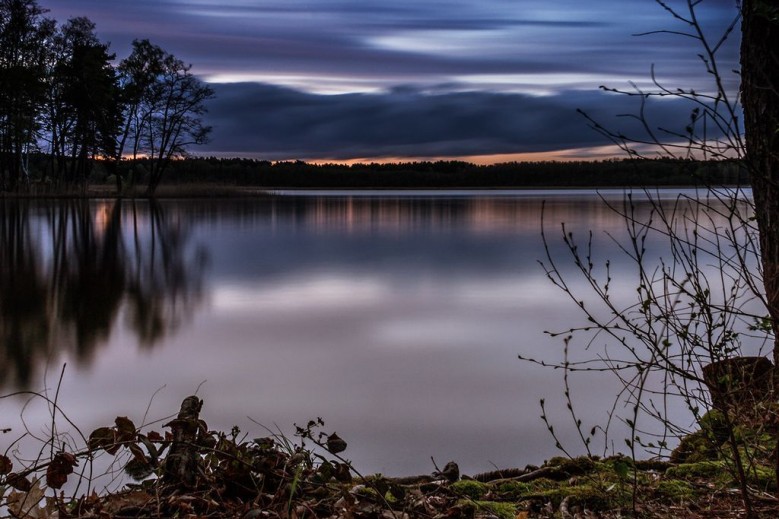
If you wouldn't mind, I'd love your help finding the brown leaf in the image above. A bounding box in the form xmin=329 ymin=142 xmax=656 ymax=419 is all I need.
xmin=326 ymin=432 xmax=347 ymax=454
xmin=147 ymin=430 xmax=163 ymax=442
xmin=138 ymin=434 xmax=159 ymax=460
xmin=6 ymin=472 xmax=32 ymax=491
xmin=46 ymin=452 xmax=77 ymax=489
xmin=89 ymin=426 xmax=119 ymax=455
xmin=45 ymin=470 xmax=68 ymax=490
xmin=128 ymin=443 xmax=147 ymax=463
xmin=0 ymin=454 xmax=12 ymax=474
xmin=333 ymin=462 xmax=352 ymax=483
xmin=59 ymin=452 xmax=78 ymax=467
xmin=101 ymin=490 xmax=154 ymax=515
xmin=115 ymin=416 xmax=137 ymax=442
xmin=6 ymin=479 xmax=45 ymax=518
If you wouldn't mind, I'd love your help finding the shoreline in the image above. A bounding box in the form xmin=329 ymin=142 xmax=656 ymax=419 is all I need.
xmin=0 ymin=183 xmax=750 ymax=200
xmin=2 ymin=395 xmax=774 ymax=518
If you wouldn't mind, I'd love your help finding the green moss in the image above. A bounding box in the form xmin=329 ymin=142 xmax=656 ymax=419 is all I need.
xmin=600 ymin=455 xmax=633 ymax=468
xmin=522 ymin=477 xmax=560 ymax=492
xmin=666 ymin=460 xmax=726 ymax=480
xmin=537 ymin=483 xmax=630 ymax=511
xmin=733 ymin=426 xmax=777 ymax=454
xmin=669 ymin=431 xmax=718 ymax=463
xmin=656 ymin=480 xmax=695 ymax=501
xmin=599 ymin=456 xmax=635 ymax=480
xmin=699 ymin=409 xmax=729 ymax=443
xmin=450 ymin=479 xmax=489 ymax=499
xmin=545 ymin=456 xmax=596 ymax=475
xmin=585 ymin=458 xmax=657 ymax=491
xmin=494 ymin=480 xmax=533 ymax=499
xmin=748 ymin=464 xmax=776 ymax=491
xmin=665 ymin=458 xmax=776 ymax=491
xmin=669 ymin=409 xmax=736 ymax=464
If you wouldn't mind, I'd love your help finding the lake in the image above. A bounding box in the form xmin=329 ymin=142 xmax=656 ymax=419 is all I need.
xmin=0 ymin=189 xmax=758 ymax=478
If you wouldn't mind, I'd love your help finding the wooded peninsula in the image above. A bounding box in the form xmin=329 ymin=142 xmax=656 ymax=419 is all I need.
xmin=9 ymin=155 xmax=749 ymax=195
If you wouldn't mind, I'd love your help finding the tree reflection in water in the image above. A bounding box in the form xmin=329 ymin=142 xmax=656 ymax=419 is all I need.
xmin=0 ymin=199 xmax=207 ymax=389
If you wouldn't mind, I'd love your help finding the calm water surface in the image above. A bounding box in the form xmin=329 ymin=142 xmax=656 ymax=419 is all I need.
xmin=0 ymin=190 xmax=740 ymax=476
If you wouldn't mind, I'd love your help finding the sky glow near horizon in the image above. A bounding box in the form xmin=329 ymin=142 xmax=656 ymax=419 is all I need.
xmin=45 ymin=0 xmax=741 ymax=162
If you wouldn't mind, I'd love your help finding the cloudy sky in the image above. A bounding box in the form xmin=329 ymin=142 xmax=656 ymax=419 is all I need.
xmin=46 ymin=0 xmax=740 ymax=162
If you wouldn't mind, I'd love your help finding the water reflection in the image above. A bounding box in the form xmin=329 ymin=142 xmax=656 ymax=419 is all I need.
xmin=1 ymin=191 xmax=738 ymax=476
xmin=173 ymin=194 xmax=635 ymax=235
xmin=0 ymin=200 xmax=207 ymax=388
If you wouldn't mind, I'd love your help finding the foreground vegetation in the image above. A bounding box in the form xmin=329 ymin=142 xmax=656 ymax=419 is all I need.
xmin=2 ymin=395 xmax=779 ymax=518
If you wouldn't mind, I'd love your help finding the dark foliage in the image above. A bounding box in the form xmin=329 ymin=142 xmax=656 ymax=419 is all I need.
xmin=0 ymin=0 xmax=212 ymax=195
xmin=148 ymin=156 xmax=747 ymax=189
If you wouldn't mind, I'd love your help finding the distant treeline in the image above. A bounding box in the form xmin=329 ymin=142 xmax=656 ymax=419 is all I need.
xmin=154 ymin=157 xmax=747 ymax=189
xmin=17 ymin=154 xmax=748 ymax=190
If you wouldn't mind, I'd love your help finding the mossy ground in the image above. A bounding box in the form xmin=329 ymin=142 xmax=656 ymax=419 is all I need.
xmin=437 ymin=452 xmax=779 ymax=518
xmin=4 ymin=400 xmax=779 ymax=518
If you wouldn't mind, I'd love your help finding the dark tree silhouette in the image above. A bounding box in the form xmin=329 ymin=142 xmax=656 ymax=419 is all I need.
xmin=45 ymin=17 xmax=121 ymax=186
xmin=1 ymin=2 xmax=214 ymax=193
xmin=114 ymin=39 xmax=165 ymax=191
xmin=0 ymin=0 xmax=52 ymax=190
xmin=115 ymin=40 xmax=213 ymax=194
xmin=142 ymin=53 xmax=214 ymax=195
xmin=741 ymin=0 xmax=779 ymax=374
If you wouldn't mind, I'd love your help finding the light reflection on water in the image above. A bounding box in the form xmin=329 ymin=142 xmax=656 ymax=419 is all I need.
xmin=0 ymin=190 xmax=753 ymax=476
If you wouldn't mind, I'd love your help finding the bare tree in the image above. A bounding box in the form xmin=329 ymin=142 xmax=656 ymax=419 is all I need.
xmin=116 ymin=41 xmax=213 ymax=195
xmin=143 ymin=54 xmax=213 ymax=195
xmin=531 ymin=1 xmax=778 ymax=516
xmin=114 ymin=39 xmax=164 ymax=191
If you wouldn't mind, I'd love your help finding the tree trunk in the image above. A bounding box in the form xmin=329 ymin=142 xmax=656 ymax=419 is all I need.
xmin=741 ymin=1 xmax=779 ymax=372
xmin=742 ymin=1 xmax=779 ymax=500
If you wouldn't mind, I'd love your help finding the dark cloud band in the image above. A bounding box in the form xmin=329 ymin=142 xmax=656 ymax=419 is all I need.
xmin=43 ymin=0 xmax=740 ymax=159
xmin=202 ymin=83 xmax=713 ymax=160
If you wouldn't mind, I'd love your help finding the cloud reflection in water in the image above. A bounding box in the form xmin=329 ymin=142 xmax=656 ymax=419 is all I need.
xmin=1 ymin=192 xmax=732 ymax=476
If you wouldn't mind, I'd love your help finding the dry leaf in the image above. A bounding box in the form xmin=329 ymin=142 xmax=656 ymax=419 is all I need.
xmin=46 ymin=452 xmax=78 ymax=490
xmin=88 ymin=427 xmax=119 ymax=455
xmin=326 ymin=432 xmax=347 ymax=454
xmin=0 ymin=454 xmax=12 ymax=474
xmin=6 ymin=472 xmax=33 ymax=491
xmin=115 ymin=416 xmax=137 ymax=442
xmin=6 ymin=478 xmax=46 ymax=518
